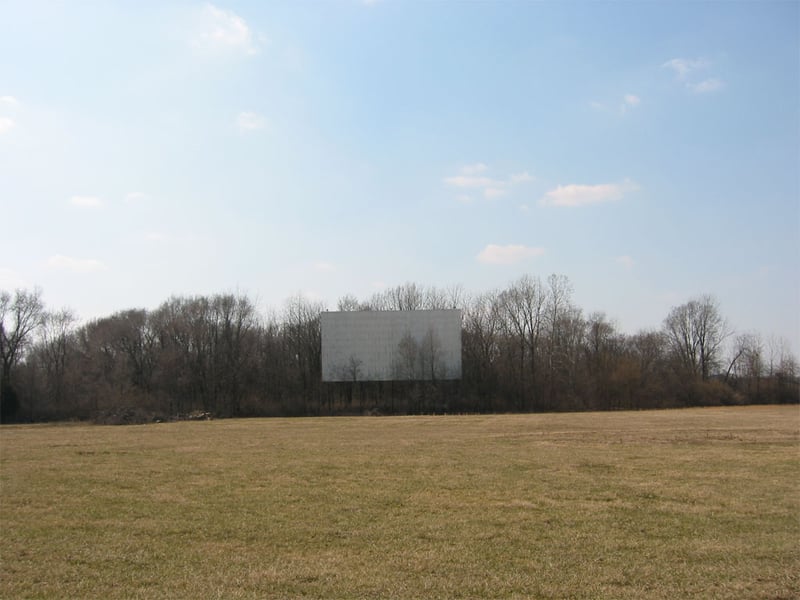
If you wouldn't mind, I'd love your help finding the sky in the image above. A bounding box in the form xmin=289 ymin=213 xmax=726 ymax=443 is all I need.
xmin=1 ymin=1 xmax=798 ymax=353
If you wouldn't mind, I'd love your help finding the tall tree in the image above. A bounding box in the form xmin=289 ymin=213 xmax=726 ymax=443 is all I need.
xmin=499 ymin=275 xmax=548 ymax=410
xmin=663 ymin=295 xmax=731 ymax=381
xmin=583 ymin=312 xmax=622 ymax=409
xmin=39 ymin=308 xmax=77 ymax=414
xmin=544 ymin=274 xmax=580 ymax=408
xmin=462 ymin=291 xmax=502 ymax=411
xmin=337 ymin=294 xmax=366 ymax=312
xmin=211 ymin=293 xmax=259 ymax=417
xmin=283 ymin=294 xmax=324 ymax=413
xmin=1 ymin=288 xmax=45 ymax=420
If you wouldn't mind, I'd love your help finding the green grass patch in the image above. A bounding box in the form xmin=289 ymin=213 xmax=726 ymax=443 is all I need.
xmin=1 ymin=406 xmax=798 ymax=598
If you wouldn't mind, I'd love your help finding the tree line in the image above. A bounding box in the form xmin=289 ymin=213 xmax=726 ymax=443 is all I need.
xmin=1 ymin=275 xmax=797 ymax=423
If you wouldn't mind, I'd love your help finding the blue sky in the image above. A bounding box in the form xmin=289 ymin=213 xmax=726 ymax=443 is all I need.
xmin=1 ymin=1 xmax=798 ymax=352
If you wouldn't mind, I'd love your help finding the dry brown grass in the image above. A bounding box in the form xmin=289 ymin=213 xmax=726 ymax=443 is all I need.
xmin=1 ymin=406 xmax=798 ymax=599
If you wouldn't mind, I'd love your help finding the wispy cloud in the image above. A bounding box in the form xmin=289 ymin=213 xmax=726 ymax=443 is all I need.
xmin=236 ymin=111 xmax=267 ymax=131
xmin=477 ymin=244 xmax=545 ymax=265
xmin=509 ymin=171 xmax=534 ymax=184
xmin=616 ymin=255 xmax=636 ymax=270
xmin=444 ymin=164 xmax=534 ymax=200
xmin=662 ymin=58 xmax=710 ymax=79
xmin=47 ymin=255 xmax=107 ymax=273
xmin=619 ymin=94 xmax=641 ymax=115
xmin=540 ymin=179 xmax=639 ymax=208
xmin=624 ymin=94 xmax=640 ymax=107
xmin=483 ymin=187 xmax=507 ymax=199
xmin=69 ymin=195 xmax=103 ymax=209
xmin=192 ymin=3 xmax=261 ymax=57
xmin=663 ymin=57 xmax=724 ymax=93
xmin=460 ymin=163 xmax=488 ymax=175
xmin=688 ymin=78 xmax=724 ymax=94
xmin=443 ymin=175 xmax=495 ymax=189
xmin=0 ymin=117 xmax=14 ymax=134
xmin=592 ymin=95 xmax=641 ymax=116
xmin=0 ymin=96 xmax=19 ymax=107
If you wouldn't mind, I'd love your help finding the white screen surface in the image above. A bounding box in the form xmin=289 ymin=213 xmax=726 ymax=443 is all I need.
xmin=321 ymin=310 xmax=462 ymax=382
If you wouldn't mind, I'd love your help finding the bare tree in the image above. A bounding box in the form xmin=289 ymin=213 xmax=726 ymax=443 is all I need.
xmin=39 ymin=308 xmax=77 ymax=413
xmin=394 ymin=283 xmax=425 ymax=311
xmin=444 ymin=284 xmax=467 ymax=311
xmin=337 ymin=294 xmax=367 ymax=312
xmin=627 ymin=329 xmax=667 ymax=391
xmin=283 ymin=294 xmax=324 ymax=413
xmin=334 ymin=354 xmax=364 ymax=411
xmin=584 ymin=312 xmax=623 ymax=409
xmin=664 ymin=295 xmax=731 ymax=381
xmin=766 ymin=335 xmax=797 ymax=377
xmin=499 ymin=275 xmax=548 ymax=410
xmin=463 ymin=291 xmax=503 ymax=410
xmin=343 ymin=355 xmax=363 ymax=381
xmin=544 ymin=274 xmax=581 ymax=408
xmin=1 ymin=288 xmax=45 ymax=420
xmin=726 ymin=333 xmax=762 ymax=380
xmin=372 ymin=282 xmax=425 ymax=311
xmin=393 ymin=332 xmax=420 ymax=381
xmin=212 ymin=293 xmax=259 ymax=417
xmin=3 ymin=277 xmax=795 ymax=420
xmin=419 ymin=326 xmax=444 ymax=380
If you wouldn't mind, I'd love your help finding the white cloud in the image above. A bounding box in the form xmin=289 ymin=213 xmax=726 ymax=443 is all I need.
xmin=443 ymin=174 xmax=496 ymax=189
xmin=663 ymin=58 xmax=724 ymax=94
xmin=455 ymin=194 xmax=473 ymax=204
xmin=619 ymin=94 xmax=641 ymax=115
xmin=145 ymin=232 xmax=169 ymax=242
xmin=662 ymin=58 xmax=710 ymax=79
xmin=236 ymin=111 xmax=267 ymax=131
xmin=193 ymin=3 xmax=260 ymax=57
xmin=510 ymin=171 xmax=534 ymax=184
xmin=47 ymin=255 xmax=107 ymax=273
xmin=616 ymin=255 xmax=636 ymax=270
xmin=540 ymin=179 xmax=639 ymax=207
xmin=0 ymin=117 xmax=15 ymax=134
xmin=593 ymin=96 xmax=640 ymax=115
xmin=483 ymin=187 xmax=507 ymax=199
xmin=460 ymin=163 xmax=488 ymax=175
xmin=0 ymin=96 xmax=19 ymax=107
xmin=445 ymin=164 xmax=534 ymax=201
xmin=623 ymin=94 xmax=640 ymax=107
xmin=688 ymin=78 xmax=725 ymax=94
xmin=69 ymin=195 xmax=103 ymax=208
xmin=477 ymin=244 xmax=545 ymax=265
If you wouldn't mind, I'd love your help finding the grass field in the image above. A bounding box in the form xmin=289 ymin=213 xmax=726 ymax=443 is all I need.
xmin=1 ymin=406 xmax=798 ymax=599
